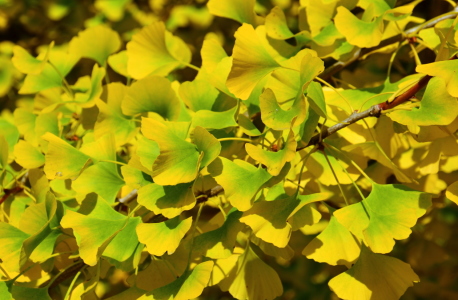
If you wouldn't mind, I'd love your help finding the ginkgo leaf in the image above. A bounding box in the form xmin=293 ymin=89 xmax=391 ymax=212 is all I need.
xmin=260 ymin=88 xmax=306 ymax=130
xmin=142 ymin=118 xmax=220 ymax=185
xmin=334 ymin=184 xmax=432 ymax=253
xmin=388 ymin=77 xmax=458 ymax=126
xmin=238 ymin=114 xmax=262 ymax=136
xmin=12 ymin=41 xmax=54 ymax=74
xmin=19 ymin=194 xmax=62 ymax=265
xmin=0 ymin=120 xmax=19 ymax=156
xmin=136 ymin=136 xmax=160 ymax=172
xmin=0 ymin=135 xmax=8 ymax=169
xmin=14 ymin=140 xmax=45 ymax=169
xmin=94 ymin=0 xmax=130 ymax=21
xmin=10 ymin=286 xmax=52 ymax=300
xmin=416 ymin=60 xmax=458 ymax=97
xmin=218 ymin=245 xmax=283 ymax=300
xmin=122 ymin=76 xmax=180 ymax=120
xmin=136 ymin=216 xmax=192 ymax=256
xmin=240 ymin=193 xmax=329 ymax=247
xmin=102 ymin=216 xmax=143 ymax=271
xmin=307 ymin=81 xmax=327 ymax=118
xmin=207 ymin=0 xmax=258 ymax=26
xmin=149 ymin=260 xmax=214 ymax=300
xmin=226 ymin=24 xmax=281 ymax=100
xmin=72 ymin=162 xmax=125 ymax=203
xmin=245 ymin=130 xmax=297 ymax=176
xmin=137 ymin=181 xmax=196 ymax=219
xmin=179 ymin=79 xmax=219 ymax=112
xmin=251 ymin=235 xmax=295 ymax=261
xmin=60 ymin=197 xmax=138 ymax=266
xmin=79 ymin=133 xmax=117 ymax=162
xmin=303 ymin=214 xmax=360 ymax=268
xmin=0 ymin=222 xmax=29 ymax=273
xmin=446 ymin=181 xmax=458 ymax=205
xmin=19 ymin=45 xmax=80 ymax=94
xmin=95 ymin=84 xmax=137 ymax=147
xmin=265 ymin=6 xmax=295 ymax=40
xmin=69 ymin=25 xmax=121 ymax=65
xmin=72 ymin=64 xmax=106 ymax=108
xmin=107 ymin=50 xmax=128 ymax=77
xmin=194 ymin=210 xmax=245 ymax=259
xmin=126 ymin=22 xmax=191 ymax=79
xmin=328 ymin=246 xmax=419 ymax=300
xmin=42 ymin=133 xmax=92 ymax=180
xmin=207 ymin=157 xmax=272 ymax=211
xmin=191 ymin=106 xmax=238 ymax=130
xmin=334 ymin=6 xmax=384 ymax=48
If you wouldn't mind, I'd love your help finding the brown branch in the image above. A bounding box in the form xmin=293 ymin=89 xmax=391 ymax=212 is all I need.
xmin=319 ymin=7 xmax=458 ymax=81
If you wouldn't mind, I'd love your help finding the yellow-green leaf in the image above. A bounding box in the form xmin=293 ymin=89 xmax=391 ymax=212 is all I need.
xmin=329 ymin=246 xmax=419 ymax=300
xmin=207 ymin=0 xmax=258 ymax=26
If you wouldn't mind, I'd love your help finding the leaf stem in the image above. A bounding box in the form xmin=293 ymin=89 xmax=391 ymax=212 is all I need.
xmin=217 ymin=137 xmax=254 ymax=143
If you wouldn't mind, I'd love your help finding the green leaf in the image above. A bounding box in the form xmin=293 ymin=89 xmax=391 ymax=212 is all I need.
xmin=218 ymin=246 xmax=283 ymax=300
xmin=207 ymin=157 xmax=272 ymax=211
xmin=179 ymin=79 xmax=219 ymax=112
xmin=240 ymin=193 xmax=328 ymax=247
xmin=265 ymin=6 xmax=295 ymax=40
xmin=136 ymin=135 xmax=160 ymax=172
xmin=69 ymin=25 xmax=121 ymax=65
xmin=122 ymin=76 xmax=180 ymax=120
xmin=334 ymin=6 xmax=384 ymax=48
xmin=20 ymin=194 xmax=62 ymax=265
xmin=0 ymin=281 xmax=12 ymax=300
xmin=245 ymin=130 xmax=297 ymax=176
xmin=126 ymin=22 xmax=191 ymax=79
xmin=0 ymin=135 xmax=9 ymax=169
xmin=260 ymin=88 xmax=305 ymax=130
xmin=0 ymin=119 xmax=19 ymax=155
xmin=226 ymin=24 xmax=281 ymax=100
xmin=72 ymin=64 xmax=106 ymax=108
xmin=60 ymin=196 xmax=138 ymax=266
xmin=12 ymin=41 xmax=54 ymax=74
xmin=95 ymin=83 xmax=138 ymax=147
xmin=194 ymin=210 xmax=244 ymax=259
xmin=334 ymin=184 xmax=432 ymax=253
xmin=107 ymin=50 xmax=128 ymax=77
xmin=307 ymin=81 xmax=327 ymax=118
xmin=142 ymin=119 xmax=221 ymax=185
xmin=388 ymin=77 xmax=458 ymax=126
xmin=148 ymin=261 xmax=214 ymax=300
xmin=136 ymin=216 xmax=193 ymax=256
xmin=416 ymin=60 xmax=458 ymax=97
xmin=72 ymin=162 xmax=125 ymax=203
xmin=11 ymin=286 xmax=51 ymax=300
xmin=303 ymin=214 xmax=360 ymax=268
xmin=207 ymin=0 xmax=258 ymax=26
xmin=328 ymin=246 xmax=419 ymax=300
xmin=42 ymin=132 xmax=92 ymax=180
xmin=137 ymin=181 xmax=196 ymax=219
xmin=0 ymin=222 xmax=29 ymax=273
xmin=94 ymin=0 xmax=130 ymax=21
xmin=190 ymin=106 xmax=238 ymax=130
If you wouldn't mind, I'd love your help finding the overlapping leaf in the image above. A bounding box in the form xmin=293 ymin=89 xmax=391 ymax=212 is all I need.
xmin=334 ymin=184 xmax=431 ymax=253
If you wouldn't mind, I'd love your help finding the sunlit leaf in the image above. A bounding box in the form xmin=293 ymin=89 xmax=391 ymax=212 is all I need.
xmin=149 ymin=261 xmax=214 ymax=300
xmin=245 ymin=130 xmax=297 ymax=176
xmin=207 ymin=157 xmax=272 ymax=211
xmin=207 ymin=0 xmax=258 ymax=26
xmin=265 ymin=6 xmax=295 ymax=40
xmin=303 ymin=214 xmax=360 ymax=268
xmin=179 ymin=79 xmax=219 ymax=112
xmin=240 ymin=193 xmax=328 ymax=247
xmin=94 ymin=0 xmax=131 ymax=21
xmin=142 ymin=119 xmax=220 ymax=185
xmin=126 ymin=22 xmax=191 ymax=79
xmin=329 ymin=246 xmax=419 ymax=300
xmin=191 ymin=106 xmax=238 ymax=130
xmin=334 ymin=6 xmax=384 ymax=48
xmin=42 ymin=132 xmax=92 ymax=180
xmin=416 ymin=60 xmax=458 ymax=97
xmin=0 ymin=223 xmax=29 ymax=273
xmin=72 ymin=162 xmax=125 ymax=203
xmin=12 ymin=41 xmax=54 ymax=74
xmin=60 ymin=196 xmax=139 ymax=266
xmin=72 ymin=64 xmax=106 ymax=108
xmin=194 ymin=210 xmax=244 ymax=259
xmin=334 ymin=184 xmax=431 ymax=253
xmin=227 ymin=24 xmax=281 ymax=100
xmin=69 ymin=25 xmax=121 ymax=65
xmin=122 ymin=76 xmax=180 ymax=120
xmin=218 ymin=245 xmax=283 ymax=300
xmin=137 ymin=181 xmax=196 ymax=219
xmin=107 ymin=50 xmax=128 ymax=77
xmin=137 ymin=216 xmax=193 ymax=256
xmin=260 ymin=88 xmax=305 ymax=130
